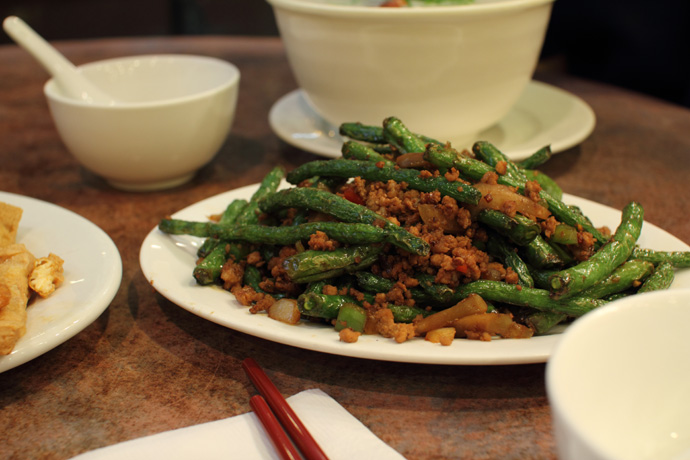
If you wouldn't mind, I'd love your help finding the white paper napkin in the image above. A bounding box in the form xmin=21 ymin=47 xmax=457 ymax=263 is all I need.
xmin=71 ymin=389 xmax=406 ymax=460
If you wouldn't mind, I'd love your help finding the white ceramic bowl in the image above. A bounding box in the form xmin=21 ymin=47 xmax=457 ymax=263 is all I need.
xmin=546 ymin=289 xmax=690 ymax=460
xmin=44 ymin=54 xmax=240 ymax=191
xmin=267 ymin=0 xmax=554 ymax=146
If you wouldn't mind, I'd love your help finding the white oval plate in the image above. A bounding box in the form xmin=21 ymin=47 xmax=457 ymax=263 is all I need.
xmin=0 ymin=192 xmax=122 ymax=373
xmin=140 ymin=184 xmax=690 ymax=365
xmin=269 ymin=81 xmax=596 ymax=161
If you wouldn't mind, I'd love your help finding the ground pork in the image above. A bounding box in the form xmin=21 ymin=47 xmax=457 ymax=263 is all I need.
xmin=212 ymin=153 xmax=587 ymax=342
xmin=372 ymin=308 xmax=416 ymax=343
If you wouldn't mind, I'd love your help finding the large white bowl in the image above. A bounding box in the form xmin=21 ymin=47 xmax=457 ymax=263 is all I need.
xmin=44 ymin=54 xmax=240 ymax=191
xmin=267 ymin=0 xmax=554 ymax=146
xmin=546 ymin=289 xmax=690 ymax=460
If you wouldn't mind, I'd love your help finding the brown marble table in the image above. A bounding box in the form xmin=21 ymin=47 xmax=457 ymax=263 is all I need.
xmin=1 ymin=36 xmax=689 ymax=460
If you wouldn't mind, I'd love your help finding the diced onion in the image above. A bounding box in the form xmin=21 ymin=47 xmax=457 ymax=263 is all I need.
xmin=418 ymin=204 xmax=461 ymax=233
xmin=268 ymin=299 xmax=301 ymax=325
xmin=472 ymin=183 xmax=550 ymax=220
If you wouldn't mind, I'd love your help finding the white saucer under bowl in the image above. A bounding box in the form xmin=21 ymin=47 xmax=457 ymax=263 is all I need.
xmin=268 ymin=81 xmax=596 ymax=161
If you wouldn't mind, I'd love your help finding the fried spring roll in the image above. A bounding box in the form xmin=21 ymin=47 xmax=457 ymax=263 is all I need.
xmin=0 ymin=244 xmax=36 ymax=355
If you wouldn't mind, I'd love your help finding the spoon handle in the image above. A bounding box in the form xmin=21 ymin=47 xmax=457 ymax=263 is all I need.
xmin=3 ymin=16 xmax=78 ymax=78
xmin=3 ymin=16 xmax=114 ymax=104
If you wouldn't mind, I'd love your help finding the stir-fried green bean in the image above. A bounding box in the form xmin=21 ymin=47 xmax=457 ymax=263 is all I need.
xmin=341 ymin=140 xmax=394 ymax=165
xmin=158 ymin=116 xmax=690 ymax=343
xmin=197 ymin=199 xmax=248 ymax=257
xmin=259 ymin=187 xmax=429 ymax=255
xmin=383 ymin=116 xmax=428 ymax=153
xmin=518 ymin=145 xmax=552 ymax=170
xmin=548 ymin=201 xmax=644 ymax=299
xmin=477 ymin=209 xmax=540 ymax=246
xmin=192 ymin=166 xmax=284 ymax=285
xmin=486 ymin=232 xmax=535 ymax=288
xmin=283 ymin=245 xmax=384 ymax=283
xmin=160 ymin=220 xmax=393 ymax=246
xmin=425 ymin=143 xmax=609 ymax=244
xmin=285 ymin=159 xmax=482 ymax=205
xmin=637 ymin=261 xmax=675 ymax=292
xmin=630 ymin=247 xmax=690 ymax=268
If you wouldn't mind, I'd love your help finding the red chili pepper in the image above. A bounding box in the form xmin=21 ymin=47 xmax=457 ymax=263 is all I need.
xmin=455 ymin=262 xmax=469 ymax=274
xmin=342 ymin=187 xmax=364 ymax=205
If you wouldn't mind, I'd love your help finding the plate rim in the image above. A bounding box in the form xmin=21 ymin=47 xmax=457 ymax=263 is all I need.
xmin=139 ymin=184 xmax=690 ymax=365
xmin=0 ymin=192 xmax=123 ymax=373
xmin=268 ymin=80 xmax=596 ymax=161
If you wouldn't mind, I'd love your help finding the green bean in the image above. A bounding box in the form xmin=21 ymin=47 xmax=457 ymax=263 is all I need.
xmin=486 ymin=232 xmax=534 ymax=288
xmin=353 ymin=271 xmax=436 ymax=305
xmin=259 ymin=187 xmax=430 ymax=255
xmin=299 ymin=292 xmax=357 ymax=320
xmin=425 ymin=143 xmax=609 ymax=244
xmin=300 ymin=281 xmax=329 ymax=300
xmin=354 ymin=271 xmax=395 ymax=292
xmin=383 ymin=116 xmax=427 ymax=153
xmin=243 ymin=265 xmax=287 ymax=299
xmin=529 ymin=267 xmax=558 ymax=290
xmin=424 ymin=143 xmax=494 ymax=178
xmin=637 ymin=261 xmax=675 ymax=293
xmin=388 ymin=304 xmax=430 ymax=322
xmin=524 ymin=310 xmax=568 ymax=335
xmin=383 ymin=274 xmax=598 ymax=316
xmin=522 ymin=169 xmax=563 ymax=201
xmin=192 ymin=168 xmax=285 ymax=285
xmin=160 ymin=220 xmax=392 ymax=246
xmin=197 ymin=199 xmax=248 ymax=257
xmin=236 ymin=166 xmax=286 ymax=225
xmin=416 ymin=273 xmax=455 ymax=304
xmin=578 ymin=260 xmax=655 ymax=299
xmin=473 ymin=142 xmax=596 ymax=241
xmin=477 ymin=209 xmax=540 ymax=246
xmin=606 ymin=292 xmax=635 ymax=302
xmin=472 ymin=141 xmax=523 ymax=179
xmin=518 ymin=145 xmax=552 ymax=170
xmin=548 ymin=223 xmax=579 ymax=245
xmin=285 ymin=159 xmax=481 ymax=205
xmin=339 ymin=121 xmax=440 ymax=147
xmin=193 ymin=243 xmax=228 ymax=285
xmin=193 ymin=241 xmax=251 ymax=285
xmin=548 ymin=201 xmax=644 ymax=299
xmin=339 ymin=122 xmax=388 ymax=144
xmin=283 ymin=245 xmax=383 ymax=283
xmin=450 ymin=280 xmax=606 ymax=317
xmin=299 ymin=292 xmax=428 ymax=322
xmin=520 ymin=234 xmax=570 ymax=269
xmin=473 ymin=142 xmax=561 ymax=201
xmin=341 ymin=140 xmax=394 ymax=165
xmin=538 ymin=192 xmax=609 ymax=245
xmin=629 ymin=247 xmax=690 ymax=268
xmin=335 ymin=303 xmax=367 ymax=332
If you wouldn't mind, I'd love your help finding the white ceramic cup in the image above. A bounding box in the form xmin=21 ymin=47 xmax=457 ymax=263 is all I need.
xmin=547 ymin=289 xmax=690 ymax=460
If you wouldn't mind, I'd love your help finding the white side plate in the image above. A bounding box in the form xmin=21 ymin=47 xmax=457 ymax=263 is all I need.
xmin=0 ymin=192 xmax=122 ymax=373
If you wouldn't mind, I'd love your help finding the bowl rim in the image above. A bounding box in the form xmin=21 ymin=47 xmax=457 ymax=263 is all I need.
xmin=43 ymin=54 xmax=240 ymax=109
xmin=545 ymin=288 xmax=690 ymax=460
xmin=266 ymin=0 xmax=555 ymax=17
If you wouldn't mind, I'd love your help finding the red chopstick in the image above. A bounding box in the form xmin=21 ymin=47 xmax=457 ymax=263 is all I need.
xmin=250 ymin=394 xmax=302 ymax=460
xmin=243 ymin=358 xmax=329 ymax=460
